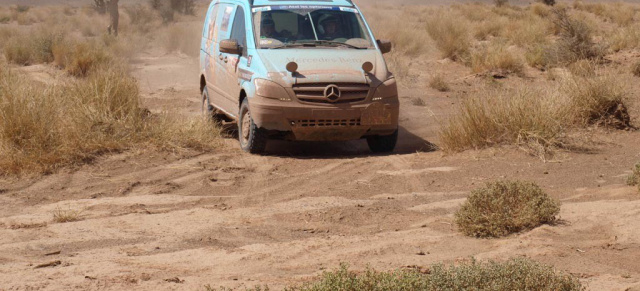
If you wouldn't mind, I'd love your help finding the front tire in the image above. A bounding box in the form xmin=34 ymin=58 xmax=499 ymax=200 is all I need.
xmin=366 ymin=129 xmax=398 ymax=153
xmin=238 ymin=98 xmax=268 ymax=154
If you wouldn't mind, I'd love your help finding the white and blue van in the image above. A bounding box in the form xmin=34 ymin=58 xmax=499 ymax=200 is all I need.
xmin=200 ymin=0 xmax=399 ymax=153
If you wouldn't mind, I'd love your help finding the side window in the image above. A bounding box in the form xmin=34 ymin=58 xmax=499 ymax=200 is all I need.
xmin=207 ymin=4 xmax=219 ymax=41
xmin=220 ymin=6 xmax=234 ymax=32
xmin=230 ymin=6 xmax=247 ymax=54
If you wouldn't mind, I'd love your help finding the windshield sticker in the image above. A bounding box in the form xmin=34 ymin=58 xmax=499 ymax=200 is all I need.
xmin=253 ymin=6 xmax=354 ymax=12
xmin=251 ymin=6 xmax=272 ymax=13
xmin=260 ymin=39 xmax=273 ymax=45
xmin=339 ymin=7 xmax=358 ymax=13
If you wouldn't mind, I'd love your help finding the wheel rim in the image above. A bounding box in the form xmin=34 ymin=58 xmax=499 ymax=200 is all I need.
xmin=241 ymin=109 xmax=251 ymax=145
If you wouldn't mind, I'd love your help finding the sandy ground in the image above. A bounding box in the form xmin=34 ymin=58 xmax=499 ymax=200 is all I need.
xmin=2 ymin=1 xmax=640 ymax=291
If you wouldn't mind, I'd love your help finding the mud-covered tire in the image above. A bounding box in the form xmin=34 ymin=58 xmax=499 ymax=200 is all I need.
xmin=238 ymin=98 xmax=268 ymax=154
xmin=201 ymin=87 xmax=225 ymax=123
xmin=366 ymin=129 xmax=398 ymax=153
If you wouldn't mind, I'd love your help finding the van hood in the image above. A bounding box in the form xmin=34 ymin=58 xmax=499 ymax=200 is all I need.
xmin=257 ymin=49 xmax=385 ymax=86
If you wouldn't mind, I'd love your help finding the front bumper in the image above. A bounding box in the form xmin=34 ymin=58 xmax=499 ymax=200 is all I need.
xmin=249 ymin=96 xmax=399 ymax=141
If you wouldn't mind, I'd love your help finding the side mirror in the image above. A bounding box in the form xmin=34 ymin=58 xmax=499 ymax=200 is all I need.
xmin=377 ymin=39 xmax=392 ymax=54
xmin=220 ymin=39 xmax=241 ymax=55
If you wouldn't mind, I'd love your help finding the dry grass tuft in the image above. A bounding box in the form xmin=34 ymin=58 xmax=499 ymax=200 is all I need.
xmin=543 ymin=8 xmax=604 ymax=67
xmin=567 ymin=59 xmax=596 ymax=77
xmin=426 ymin=11 xmax=471 ymax=61
xmin=609 ymin=25 xmax=640 ymax=52
xmin=0 ymin=63 xmax=221 ymax=175
xmin=211 ymin=259 xmax=583 ymax=290
xmin=494 ymin=0 xmax=509 ymax=7
xmin=52 ymin=207 xmax=82 ymax=223
xmin=455 ymin=180 xmax=560 ymax=238
xmin=562 ymin=75 xmax=630 ymax=129
xmin=470 ymin=42 xmax=525 ymax=76
xmin=628 ymin=163 xmax=640 ymax=191
xmin=439 ymin=88 xmax=564 ymax=154
xmin=53 ymin=40 xmax=113 ymax=77
xmin=411 ymin=97 xmax=426 ymax=107
xmin=3 ymin=28 xmax=64 ymax=66
xmin=632 ymin=61 xmax=640 ymax=77
xmin=428 ymin=74 xmax=450 ymax=92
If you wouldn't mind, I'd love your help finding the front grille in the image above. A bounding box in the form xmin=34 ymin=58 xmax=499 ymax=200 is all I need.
xmin=293 ymin=119 xmax=362 ymax=127
xmin=293 ymin=83 xmax=370 ymax=104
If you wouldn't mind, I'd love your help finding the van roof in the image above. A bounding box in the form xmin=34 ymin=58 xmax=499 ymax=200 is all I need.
xmin=250 ymin=0 xmax=354 ymax=7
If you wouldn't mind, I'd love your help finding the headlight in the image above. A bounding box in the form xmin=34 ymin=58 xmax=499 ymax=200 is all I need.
xmin=372 ymin=78 xmax=398 ymax=101
xmin=254 ymin=79 xmax=291 ymax=101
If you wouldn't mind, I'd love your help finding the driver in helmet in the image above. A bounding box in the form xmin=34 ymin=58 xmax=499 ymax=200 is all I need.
xmin=320 ymin=16 xmax=344 ymax=40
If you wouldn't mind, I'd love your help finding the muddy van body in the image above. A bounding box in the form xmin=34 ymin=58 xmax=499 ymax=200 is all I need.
xmin=200 ymin=0 xmax=399 ymax=153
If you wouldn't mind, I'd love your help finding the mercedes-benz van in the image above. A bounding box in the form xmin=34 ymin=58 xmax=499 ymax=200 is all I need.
xmin=199 ymin=0 xmax=399 ymax=153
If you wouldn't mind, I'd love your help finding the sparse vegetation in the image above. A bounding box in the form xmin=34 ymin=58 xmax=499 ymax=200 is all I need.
xmin=426 ymin=12 xmax=470 ymax=61
xmin=3 ymin=28 xmax=64 ymax=66
xmin=632 ymin=61 xmax=640 ymax=77
xmin=455 ymin=180 xmax=560 ymax=238
xmin=52 ymin=206 xmax=82 ymax=223
xmin=0 ymin=63 xmax=221 ymax=175
xmin=439 ymin=88 xmax=564 ymax=155
xmin=207 ymin=259 xmax=583 ymax=291
xmin=562 ymin=75 xmax=630 ymax=129
xmin=494 ymin=0 xmax=508 ymax=7
xmin=627 ymin=163 xmax=640 ymax=191
xmin=411 ymin=97 xmax=426 ymax=107
xmin=543 ymin=8 xmax=604 ymax=67
xmin=538 ymin=0 xmax=556 ymax=6
xmin=428 ymin=74 xmax=450 ymax=92
xmin=92 ymin=0 xmax=106 ymax=14
xmin=470 ymin=41 xmax=525 ymax=76
xmin=0 ymin=8 xmax=221 ymax=175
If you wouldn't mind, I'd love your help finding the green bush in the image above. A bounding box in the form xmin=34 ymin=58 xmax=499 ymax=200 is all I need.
xmin=455 ymin=181 xmax=560 ymax=238
xmin=207 ymin=259 xmax=583 ymax=291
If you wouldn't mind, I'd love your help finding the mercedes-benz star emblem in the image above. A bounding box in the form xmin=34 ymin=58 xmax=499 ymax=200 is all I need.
xmin=324 ymin=85 xmax=341 ymax=102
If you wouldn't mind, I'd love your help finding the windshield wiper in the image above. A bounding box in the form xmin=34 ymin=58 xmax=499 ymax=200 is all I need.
xmin=312 ymin=40 xmax=366 ymax=49
xmin=268 ymin=40 xmax=366 ymax=50
xmin=269 ymin=42 xmax=315 ymax=49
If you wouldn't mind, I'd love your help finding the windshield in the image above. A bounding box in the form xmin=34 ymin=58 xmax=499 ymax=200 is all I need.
xmin=252 ymin=6 xmax=375 ymax=49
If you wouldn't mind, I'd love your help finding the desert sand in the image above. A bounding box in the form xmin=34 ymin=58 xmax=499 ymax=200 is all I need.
xmin=1 ymin=0 xmax=640 ymax=290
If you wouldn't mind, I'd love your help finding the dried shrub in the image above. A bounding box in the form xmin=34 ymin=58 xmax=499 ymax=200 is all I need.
xmin=538 ymin=0 xmax=556 ymax=6
xmin=627 ymin=163 xmax=640 ymax=191
xmin=3 ymin=28 xmax=64 ymax=66
xmin=93 ymin=0 xmax=106 ymax=14
xmin=543 ymin=8 xmax=604 ymax=67
xmin=52 ymin=207 xmax=82 ymax=223
xmin=124 ymin=4 xmax=159 ymax=33
xmin=426 ymin=11 xmax=470 ymax=61
xmin=609 ymin=25 xmax=640 ymax=52
xmin=429 ymin=74 xmax=450 ymax=92
xmin=411 ymin=97 xmax=426 ymax=107
xmin=562 ymin=75 xmax=630 ymax=129
xmin=220 ymin=259 xmax=583 ymax=291
xmin=470 ymin=42 xmax=524 ymax=76
xmin=632 ymin=61 xmax=640 ymax=77
xmin=455 ymin=181 xmax=560 ymax=238
xmin=0 ymin=64 xmax=221 ymax=175
xmin=53 ymin=40 xmax=112 ymax=77
xmin=439 ymin=88 xmax=564 ymax=154
xmin=567 ymin=59 xmax=596 ymax=77
xmin=494 ymin=0 xmax=508 ymax=7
